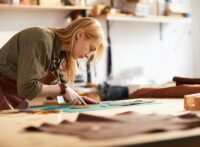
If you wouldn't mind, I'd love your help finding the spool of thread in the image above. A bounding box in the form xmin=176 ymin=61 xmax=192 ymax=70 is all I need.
xmin=184 ymin=93 xmax=200 ymax=111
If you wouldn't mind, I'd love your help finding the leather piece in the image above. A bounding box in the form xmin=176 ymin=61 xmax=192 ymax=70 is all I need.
xmin=26 ymin=112 xmax=200 ymax=140
xmin=173 ymin=76 xmax=200 ymax=85
xmin=129 ymin=85 xmax=200 ymax=98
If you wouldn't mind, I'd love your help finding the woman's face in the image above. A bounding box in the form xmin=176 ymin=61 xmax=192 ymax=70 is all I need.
xmin=72 ymin=30 xmax=100 ymax=60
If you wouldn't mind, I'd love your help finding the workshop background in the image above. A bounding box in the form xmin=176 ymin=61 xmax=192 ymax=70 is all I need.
xmin=0 ymin=0 xmax=198 ymax=97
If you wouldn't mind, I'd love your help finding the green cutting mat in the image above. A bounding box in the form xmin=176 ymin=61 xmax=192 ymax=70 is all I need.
xmin=31 ymin=100 xmax=157 ymax=113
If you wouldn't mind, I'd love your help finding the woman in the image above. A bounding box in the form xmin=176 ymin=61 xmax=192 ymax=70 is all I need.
xmin=0 ymin=17 xmax=106 ymax=110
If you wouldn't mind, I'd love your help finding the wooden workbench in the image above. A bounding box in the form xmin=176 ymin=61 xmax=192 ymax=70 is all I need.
xmin=1 ymin=98 xmax=200 ymax=147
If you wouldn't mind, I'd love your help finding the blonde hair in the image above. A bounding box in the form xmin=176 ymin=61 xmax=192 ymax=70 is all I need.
xmin=51 ymin=17 xmax=106 ymax=83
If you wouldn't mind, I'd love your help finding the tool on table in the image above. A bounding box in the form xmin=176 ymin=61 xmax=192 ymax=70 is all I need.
xmin=0 ymin=109 xmax=61 ymax=114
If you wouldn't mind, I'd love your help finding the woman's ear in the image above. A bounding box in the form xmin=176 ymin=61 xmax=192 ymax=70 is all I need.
xmin=76 ymin=29 xmax=85 ymax=40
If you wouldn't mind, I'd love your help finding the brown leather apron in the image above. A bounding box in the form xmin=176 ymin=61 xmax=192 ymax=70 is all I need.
xmin=0 ymin=76 xmax=28 ymax=110
xmin=0 ymin=72 xmax=57 ymax=110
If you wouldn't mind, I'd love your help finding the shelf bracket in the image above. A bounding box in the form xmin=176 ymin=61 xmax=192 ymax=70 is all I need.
xmin=159 ymin=23 xmax=163 ymax=41
xmin=106 ymin=20 xmax=113 ymax=79
xmin=69 ymin=10 xmax=87 ymax=20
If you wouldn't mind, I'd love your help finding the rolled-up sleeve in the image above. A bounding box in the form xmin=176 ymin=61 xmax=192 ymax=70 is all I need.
xmin=17 ymin=39 xmax=52 ymax=100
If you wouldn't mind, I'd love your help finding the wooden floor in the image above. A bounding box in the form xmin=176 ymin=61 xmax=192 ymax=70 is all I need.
xmin=1 ymin=98 xmax=200 ymax=147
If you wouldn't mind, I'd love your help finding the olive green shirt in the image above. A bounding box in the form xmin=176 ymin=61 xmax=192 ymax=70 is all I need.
xmin=0 ymin=27 xmax=63 ymax=100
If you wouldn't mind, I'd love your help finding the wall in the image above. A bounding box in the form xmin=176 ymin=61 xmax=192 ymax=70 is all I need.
xmin=0 ymin=9 xmax=70 ymax=47
xmin=192 ymin=0 xmax=200 ymax=78
xmin=0 ymin=0 xmax=195 ymax=85
xmin=93 ymin=0 xmax=193 ymax=85
xmin=104 ymin=21 xmax=192 ymax=85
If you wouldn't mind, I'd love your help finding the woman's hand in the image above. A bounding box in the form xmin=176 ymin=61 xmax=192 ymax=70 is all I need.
xmin=63 ymin=86 xmax=99 ymax=105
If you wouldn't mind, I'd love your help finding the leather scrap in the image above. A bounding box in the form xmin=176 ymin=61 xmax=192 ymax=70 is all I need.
xmin=26 ymin=112 xmax=200 ymax=140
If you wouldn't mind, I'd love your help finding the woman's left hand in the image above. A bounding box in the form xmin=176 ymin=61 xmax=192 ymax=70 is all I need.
xmin=81 ymin=96 xmax=100 ymax=104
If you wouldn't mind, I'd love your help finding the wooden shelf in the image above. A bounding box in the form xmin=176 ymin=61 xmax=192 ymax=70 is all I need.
xmin=96 ymin=14 xmax=192 ymax=24
xmin=0 ymin=4 xmax=92 ymax=11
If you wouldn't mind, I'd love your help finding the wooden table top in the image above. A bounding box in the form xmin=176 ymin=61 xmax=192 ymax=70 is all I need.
xmin=1 ymin=98 xmax=200 ymax=147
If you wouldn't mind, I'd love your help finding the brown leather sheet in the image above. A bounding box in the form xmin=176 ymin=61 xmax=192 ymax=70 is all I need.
xmin=26 ymin=112 xmax=200 ymax=140
xmin=173 ymin=76 xmax=200 ymax=85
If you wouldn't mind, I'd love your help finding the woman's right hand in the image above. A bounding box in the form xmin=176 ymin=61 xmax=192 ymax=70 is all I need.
xmin=63 ymin=85 xmax=99 ymax=105
xmin=63 ymin=86 xmax=86 ymax=105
